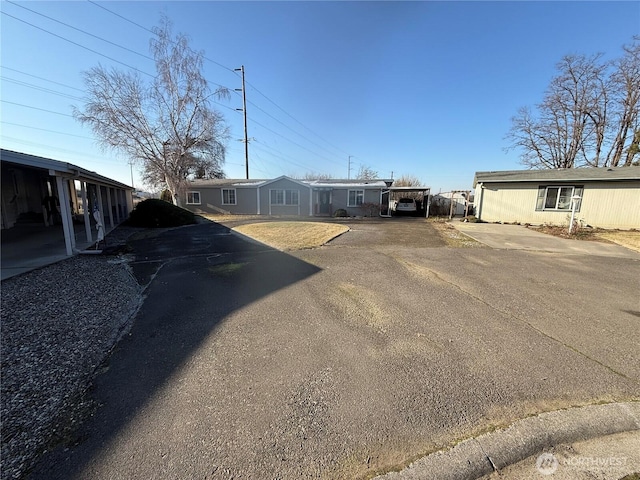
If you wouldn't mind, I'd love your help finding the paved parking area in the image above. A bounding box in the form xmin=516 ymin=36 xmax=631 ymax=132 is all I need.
xmin=452 ymin=222 xmax=640 ymax=258
xmin=30 ymin=218 xmax=640 ymax=479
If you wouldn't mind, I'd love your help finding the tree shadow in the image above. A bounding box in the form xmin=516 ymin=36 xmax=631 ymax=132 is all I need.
xmin=28 ymin=220 xmax=321 ymax=479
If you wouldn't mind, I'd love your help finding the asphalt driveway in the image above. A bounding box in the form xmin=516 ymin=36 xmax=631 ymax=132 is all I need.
xmin=30 ymin=219 xmax=640 ymax=479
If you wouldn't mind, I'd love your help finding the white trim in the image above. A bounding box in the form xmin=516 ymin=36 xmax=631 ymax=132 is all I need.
xmin=269 ymin=188 xmax=300 ymax=206
xmin=542 ymin=185 xmax=575 ymax=211
xmin=347 ymin=189 xmax=364 ymax=207
xmin=55 ymin=176 xmax=74 ymax=255
xmin=186 ymin=191 xmax=201 ymax=205
xmin=221 ymin=188 xmax=237 ymax=205
xmin=257 ymin=188 xmax=260 ymax=214
xmin=81 ymin=181 xmax=92 ymax=243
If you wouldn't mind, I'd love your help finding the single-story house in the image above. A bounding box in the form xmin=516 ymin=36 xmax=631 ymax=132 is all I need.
xmin=184 ymin=176 xmax=396 ymax=217
xmin=1 ymin=149 xmax=133 ymax=257
xmin=473 ymin=166 xmax=640 ymax=229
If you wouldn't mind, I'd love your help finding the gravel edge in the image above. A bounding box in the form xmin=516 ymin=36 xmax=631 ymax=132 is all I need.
xmin=1 ymin=226 xmax=145 ymax=480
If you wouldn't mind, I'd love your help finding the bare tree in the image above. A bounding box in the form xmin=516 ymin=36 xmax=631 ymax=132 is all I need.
xmin=392 ymin=174 xmax=424 ymax=201
xmin=506 ymin=37 xmax=639 ymax=169
xmin=74 ymin=17 xmax=229 ymax=205
xmin=299 ymin=172 xmax=334 ymax=180
xmin=393 ymin=174 xmax=423 ymax=187
xmin=356 ymin=165 xmax=379 ymax=180
xmin=606 ymin=38 xmax=640 ymax=166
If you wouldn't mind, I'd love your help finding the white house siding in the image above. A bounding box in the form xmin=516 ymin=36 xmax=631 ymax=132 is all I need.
xmin=477 ymin=181 xmax=640 ymax=229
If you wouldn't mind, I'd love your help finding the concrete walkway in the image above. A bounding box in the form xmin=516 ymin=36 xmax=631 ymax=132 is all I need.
xmin=375 ymin=402 xmax=640 ymax=480
xmin=452 ymin=223 xmax=640 ymax=258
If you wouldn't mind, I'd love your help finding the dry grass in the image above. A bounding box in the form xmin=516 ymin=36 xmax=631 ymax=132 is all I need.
xmin=427 ymin=219 xmax=483 ymax=248
xmin=594 ymin=231 xmax=640 ymax=253
xmin=233 ymin=222 xmax=349 ymax=251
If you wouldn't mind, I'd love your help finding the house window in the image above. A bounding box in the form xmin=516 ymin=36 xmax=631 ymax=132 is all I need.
xmin=348 ymin=189 xmax=364 ymax=207
xmin=536 ymin=186 xmax=583 ymax=211
xmin=222 ymin=188 xmax=236 ymax=205
xmin=186 ymin=191 xmax=201 ymax=205
xmin=270 ymin=189 xmax=299 ymax=205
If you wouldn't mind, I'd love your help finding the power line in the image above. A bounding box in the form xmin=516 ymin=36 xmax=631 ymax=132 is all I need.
xmin=6 ymin=1 xmax=155 ymax=61
xmin=245 ymin=79 xmax=351 ymax=157
xmin=1 ymin=121 xmax=93 ymax=139
xmin=86 ymin=0 xmax=351 ymax=162
xmin=1 ymin=10 xmax=154 ymax=77
xmin=0 ymin=136 xmax=126 ymax=167
xmin=248 ymin=116 xmax=340 ymax=166
xmin=87 ymin=0 xmax=236 ymax=74
xmin=1 ymin=100 xmax=74 ymax=117
xmin=1 ymin=77 xmax=84 ymax=101
xmin=245 ymin=96 xmax=345 ymax=166
xmin=5 ymin=3 xmax=351 ymax=177
xmin=1 ymin=66 xmax=84 ymax=92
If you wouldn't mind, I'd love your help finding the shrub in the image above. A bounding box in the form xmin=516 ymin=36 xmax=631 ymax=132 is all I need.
xmin=126 ymin=199 xmax=196 ymax=228
xmin=333 ymin=209 xmax=348 ymax=218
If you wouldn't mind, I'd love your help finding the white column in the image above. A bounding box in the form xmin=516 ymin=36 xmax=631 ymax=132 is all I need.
xmin=256 ymin=188 xmax=261 ymax=215
xmin=55 ymin=176 xmax=74 ymax=256
xmin=81 ymin=181 xmax=92 ymax=243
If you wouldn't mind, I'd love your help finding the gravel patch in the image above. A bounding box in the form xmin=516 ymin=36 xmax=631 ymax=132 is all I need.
xmin=1 ymin=227 xmax=144 ymax=480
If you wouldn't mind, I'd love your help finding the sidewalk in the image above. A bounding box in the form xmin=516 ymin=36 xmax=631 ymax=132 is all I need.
xmin=452 ymin=223 xmax=640 ymax=258
xmin=374 ymin=402 xmax=640 ymax=480
xmin=480 ymin=429 xmax=640 ymax=479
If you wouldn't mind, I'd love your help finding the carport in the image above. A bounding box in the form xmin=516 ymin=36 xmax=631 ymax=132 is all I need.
xmin=1 ymin=149 xmax=133 ymax=280
xmin=381 ymin=186 xmax=431 ymax=217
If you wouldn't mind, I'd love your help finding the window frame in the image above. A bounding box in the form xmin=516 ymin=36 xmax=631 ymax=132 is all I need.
xmin=535 ymin=185 xmax=583 ymax=212
xmin=348 ymin=189 xmax=365 ymax=207
xmin=186 ymin=191 xmax=201 ymax=205
xmin=270 ymin=189 xmax=299 ymax=206
xmin=221 ymin=188 xmax=237 ymax=205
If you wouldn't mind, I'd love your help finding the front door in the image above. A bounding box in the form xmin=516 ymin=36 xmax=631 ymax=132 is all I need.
xmin=318 ymin=190 xmax=331 ymax=215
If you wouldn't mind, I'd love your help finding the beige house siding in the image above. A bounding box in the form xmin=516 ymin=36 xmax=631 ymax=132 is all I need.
xmin=477 ymin=181 xmax=640 ymax=229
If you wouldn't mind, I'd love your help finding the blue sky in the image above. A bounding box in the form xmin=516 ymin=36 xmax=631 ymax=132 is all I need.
xmin=1 ymin=1 xmax=638 ymax=192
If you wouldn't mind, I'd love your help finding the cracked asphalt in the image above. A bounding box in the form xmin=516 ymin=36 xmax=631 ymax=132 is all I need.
xmin=29 ymin=219 xmax=640 ymax=479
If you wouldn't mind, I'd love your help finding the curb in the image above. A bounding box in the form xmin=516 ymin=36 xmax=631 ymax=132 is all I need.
xmin=373 ymin=402 xmax=640 ymax=480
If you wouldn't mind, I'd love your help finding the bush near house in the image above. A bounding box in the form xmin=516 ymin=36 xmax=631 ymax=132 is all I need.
xmin=126 ymin=199 xmax=196 ymax=228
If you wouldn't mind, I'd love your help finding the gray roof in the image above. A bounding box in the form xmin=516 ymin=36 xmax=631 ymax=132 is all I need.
xmin=474 ymin=166 xmax=640 ymax=186
xmin=189 ymin=176 xmax=394 ymax=188
xmin=1 ymin=149 xmax=132 ymax=189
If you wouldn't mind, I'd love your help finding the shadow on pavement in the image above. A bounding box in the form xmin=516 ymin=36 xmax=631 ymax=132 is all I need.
xmin=29 ymin=220 xmax=321 ymax=479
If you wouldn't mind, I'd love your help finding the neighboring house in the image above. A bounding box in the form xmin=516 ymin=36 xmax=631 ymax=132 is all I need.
xmin=184 ymin=176 xmax=394 ymax=217
xmin=473 ymin=166 xmax=640 ymax=229
xmin=1 ymin=149 xmax=133 ymax=256
xmin=431 ymin=191 xmax=472 ymax=217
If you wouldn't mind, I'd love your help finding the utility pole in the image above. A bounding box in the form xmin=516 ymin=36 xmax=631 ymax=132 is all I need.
xmin=235 ymin=65 xmax=249 ymax=179
xmin=348 ymin=155 xmax=353 ymax=179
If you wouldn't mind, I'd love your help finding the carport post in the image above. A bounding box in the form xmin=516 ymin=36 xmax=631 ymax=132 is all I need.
xmin=425 ymin=191 xmax=430 ymax=218
xmin=106 ymin=187 xmax=115 ymax=229
xmin=96 ymin=184 xmax=105 ymax=233
xmin=55 ymin=175 xmax=74 ymax=256
xmin=81 ymin=181 xmax=92 ymax=243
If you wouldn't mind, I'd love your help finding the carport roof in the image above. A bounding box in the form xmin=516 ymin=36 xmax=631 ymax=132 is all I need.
xmin=1 ymin=149 xmax=132 ymax=189
xmin=474 ymin=166 xmax=640 ymax=186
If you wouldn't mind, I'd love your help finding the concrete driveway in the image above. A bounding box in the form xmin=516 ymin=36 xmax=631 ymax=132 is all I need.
xmin=30 ymin=219 xmax=640 ymax=479
xmin=452 ymin=222 xmax=640 ymax=258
